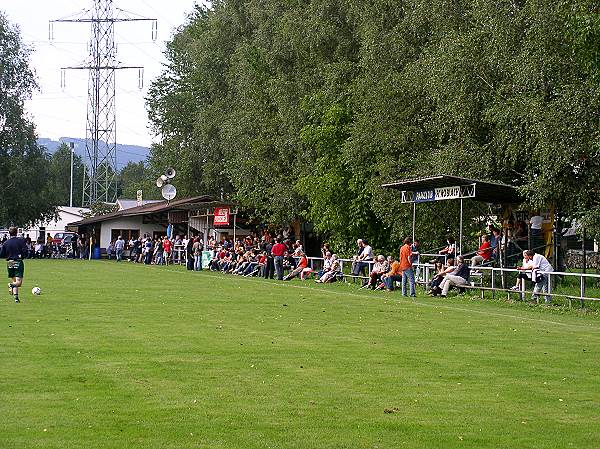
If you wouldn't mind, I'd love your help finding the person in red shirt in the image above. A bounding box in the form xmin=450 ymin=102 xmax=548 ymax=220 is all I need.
xmin=471 ymin=234 xmax=492 ymax=267
xmin=163 ymin=237 xmax=172 ymax=265
xmin=284 ymin=252 xmax=308 ymax=280
xmin=381 ymin=256 xmax=403 ymax=291
xmin=271 ymin=238 xmax=287 ymax=280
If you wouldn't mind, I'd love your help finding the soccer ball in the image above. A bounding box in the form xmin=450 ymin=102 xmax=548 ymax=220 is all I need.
xmin=31 ymin=286 xmax=41 ymax=295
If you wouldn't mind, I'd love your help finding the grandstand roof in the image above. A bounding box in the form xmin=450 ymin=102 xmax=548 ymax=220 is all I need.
xmin=382 ymin=175 xmax=522 ymax=204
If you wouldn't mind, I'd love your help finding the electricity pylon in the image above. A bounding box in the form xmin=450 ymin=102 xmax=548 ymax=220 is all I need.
xmin=50 ymin=1 xmax=157 ymax=206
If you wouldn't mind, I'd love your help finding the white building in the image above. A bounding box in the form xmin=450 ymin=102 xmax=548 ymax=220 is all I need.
xmin=23 ymin=206 xmax=90 ymax=242
xmin=68 ymin=195 xmax=240 ymax=250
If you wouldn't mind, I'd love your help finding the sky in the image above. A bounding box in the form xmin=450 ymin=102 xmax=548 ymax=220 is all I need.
xmin=1 ymin=0 xmax=203 ymax=148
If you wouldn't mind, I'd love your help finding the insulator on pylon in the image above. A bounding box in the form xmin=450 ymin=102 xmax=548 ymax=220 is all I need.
xmin=138 ymin=68 xmax=144 ymax=90
xmin=49 ymin=22 xmax=54 ymax=42
xmin=60 ymin=69 xmax=66 ymax=90
xmin=151 ymin=20 xmax=158 ymax=41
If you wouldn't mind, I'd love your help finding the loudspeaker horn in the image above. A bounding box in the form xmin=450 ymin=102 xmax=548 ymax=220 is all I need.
xmin=165 ymin=167 xmax=176 ymax=179
xmin=156 ymin=177 xmax=164 ymax=188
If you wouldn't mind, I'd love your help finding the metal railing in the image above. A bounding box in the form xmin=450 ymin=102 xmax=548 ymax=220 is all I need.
xmin=305 ymin=256 xmax=600 ymax=307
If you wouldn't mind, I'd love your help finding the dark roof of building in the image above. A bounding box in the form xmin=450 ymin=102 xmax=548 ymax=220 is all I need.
xmin=382 ymin=175 xmax=523 ymax=204
xmin=69 ymin=195 xmax=234 ymax=226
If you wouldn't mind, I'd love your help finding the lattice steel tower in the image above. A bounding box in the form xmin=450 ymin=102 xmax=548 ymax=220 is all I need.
xmin=50 ymin=1 xmax=156 ymax=206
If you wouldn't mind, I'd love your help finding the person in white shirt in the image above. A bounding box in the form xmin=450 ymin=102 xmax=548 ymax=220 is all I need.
xmin=517 ymin=250 xmax=553 ymax=304
xmin=114 ymin=236 xmax=125 ymax=262
xmin=352 ymin=239 xmax=373 ymax=276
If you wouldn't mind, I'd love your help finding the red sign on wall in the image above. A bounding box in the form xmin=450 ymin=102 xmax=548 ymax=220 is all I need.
xmin=214 ymin=207 xmax=230 ymax=226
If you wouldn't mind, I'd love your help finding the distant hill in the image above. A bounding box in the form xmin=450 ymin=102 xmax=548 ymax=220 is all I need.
xmin=38 ymin=137 xmax=150 ymax=169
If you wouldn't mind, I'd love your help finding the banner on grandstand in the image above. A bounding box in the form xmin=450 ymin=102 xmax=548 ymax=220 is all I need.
xmin=413 ymin=186 xmax=462 ymax=202
xmin=434 ymin=186 xmax=461 ymax=200
xmin=213 ymin=207 xmax=230 ymax=226
xmin=414 ymin=190 xmax=435 ymax=202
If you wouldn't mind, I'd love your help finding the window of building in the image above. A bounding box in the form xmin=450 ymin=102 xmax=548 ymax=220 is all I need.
xmin=111 ymin=229 xmax=140 ymax=244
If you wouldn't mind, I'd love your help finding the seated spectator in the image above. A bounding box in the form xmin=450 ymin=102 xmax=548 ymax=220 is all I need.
xmin=432 ymin=255 xmax=470 ymax=297
xmin=284 ymin=252 xmax=308 ymax=280
xmin=362 ymin=255 xmax=389 ymax=289
xmin=471 ymin=234 xmax=492 ymax=267
xmin=300 ymin=264 xmax=314 ymax=280
xmin=245 ymin=252 xmax=267 ymax=277
xmin=316 ymin=255 xmax=341 ymax=283
xmin=381 ymin=256 xmax=402 ymax=292
xmin=439 ymin=237 xmax=456 ymax=260
xmin=317 ymin=252 xmax=333 ymax=278
xmin=352 ymin=239 xmax=373 ymax=276
xmin=511 ymin=252 xmax=530 ymax=291
xmin=428 ymin=261 xmax=450 ymax=294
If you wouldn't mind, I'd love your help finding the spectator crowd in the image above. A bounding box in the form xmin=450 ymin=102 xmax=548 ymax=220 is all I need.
xmin=1 ymin=215 xmax=554 ymax=303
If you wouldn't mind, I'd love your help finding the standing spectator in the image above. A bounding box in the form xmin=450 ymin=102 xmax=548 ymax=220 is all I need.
xmin=107 ymin=239 xmax=114 ymax=259
xmin=489 ymin=227 xmax=502 ymax=259
xmin=399 ymin=237 xmax=416 ymax=297
xmin=517 ymin=250 xmax=553 ymax=304
xmin=34 ymin=241 xmax=44 ymax=259
xmin=320 ymin=242 xmax=331 ymax=259
xmin=186 ymin=237 xmax=195 ymax=270
xmin=114 ymin=235 xmax=125 ymax=262
xmin=154 ymin=238 xmax=164 ymax=265
xmin=77 ymin=234 xmax=85 ymax=260
xmin=193 ymin=238 xmax=203 ymax=271
xmin=350 ymin=239 xmax=364 ymax=275
xmin=46 ymin=234 xmax=54 ymax=258
xmin=410 ymin=239 xmax=420 ymax=279
xmin=530 ymin=212 xmax=543 ymax=250
xmin=262 ymin=238 xmax=274 ymax=279
xmin=271 ymin=238 xmax=287 ymax=280
xmin=163 ymin=237 xmax=172 ymax=265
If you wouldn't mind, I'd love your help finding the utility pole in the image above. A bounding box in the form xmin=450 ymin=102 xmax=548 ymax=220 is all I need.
xmin=50 ymin=1 xmax=156 ymax=206
xmin=69 ymin=142 xmax=74 ymax=207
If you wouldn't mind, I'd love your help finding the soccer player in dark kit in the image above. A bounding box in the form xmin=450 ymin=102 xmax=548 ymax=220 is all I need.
xmin=0 ymin=227 xmax=28 ymax=303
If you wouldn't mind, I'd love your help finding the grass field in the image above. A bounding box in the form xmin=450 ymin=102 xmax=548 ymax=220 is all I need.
xmin=1 ymin=260 xmax=599 ymax=449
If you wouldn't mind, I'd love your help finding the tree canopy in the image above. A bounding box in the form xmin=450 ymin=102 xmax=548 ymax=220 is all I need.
xmin=0 ymin=12 xmax=56 ymax=226
xmin=146 ymin=0 xmax=600 ymax=251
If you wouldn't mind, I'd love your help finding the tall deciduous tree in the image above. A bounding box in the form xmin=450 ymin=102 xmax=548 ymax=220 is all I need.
xmin=146 ymin=0 xmax=600 ymax=252
xmin=0 ymin=12 xmax=55 ymax=226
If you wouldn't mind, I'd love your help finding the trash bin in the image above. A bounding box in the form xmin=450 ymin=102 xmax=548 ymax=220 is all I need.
xmin=93 ymin=246 xmax=101 ymax=260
